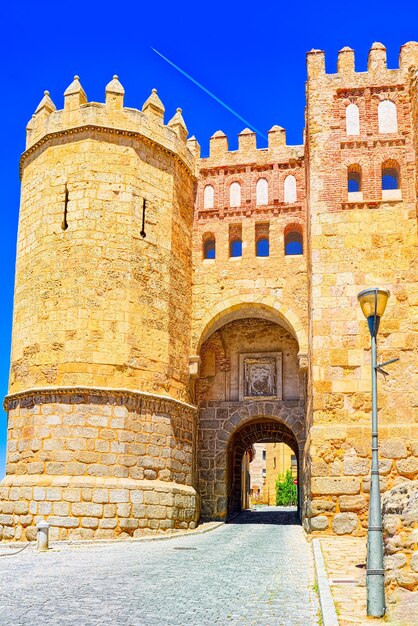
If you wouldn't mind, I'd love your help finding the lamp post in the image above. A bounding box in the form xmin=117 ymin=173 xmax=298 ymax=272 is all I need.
xmin=357 ymin=287 xmax=390 ymax=618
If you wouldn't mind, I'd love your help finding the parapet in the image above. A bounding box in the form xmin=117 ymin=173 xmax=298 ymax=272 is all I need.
xmin=201 ymin=126 xmax=303 ymax=168
xmin=307 ymin=41 xmax=418 ymax=82
xmin=23 ymin=76 xmax=196 ymax=177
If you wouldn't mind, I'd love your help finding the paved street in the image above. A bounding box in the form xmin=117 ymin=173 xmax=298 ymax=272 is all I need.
xmin=0 ymin=507 xmax=318 ymax=626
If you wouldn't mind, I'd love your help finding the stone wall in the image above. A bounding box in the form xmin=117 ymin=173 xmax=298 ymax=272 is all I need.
xmin=307 ymin=431 xmax=418 ymax=534
xmin=383 ymin=481 xmax=418 ymax=597
xmin=0 ymin=389 xmax=198 ymax=540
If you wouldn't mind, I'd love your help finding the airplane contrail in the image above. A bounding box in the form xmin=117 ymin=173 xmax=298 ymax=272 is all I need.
xmin=151 ymin=47 xmax=267 ymax=140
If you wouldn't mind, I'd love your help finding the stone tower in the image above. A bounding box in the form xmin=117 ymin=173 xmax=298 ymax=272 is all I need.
xmin=0 ymin=76 xmax=199 ymax=540
xmin=305 ymin=42 xmax=418 ymax=534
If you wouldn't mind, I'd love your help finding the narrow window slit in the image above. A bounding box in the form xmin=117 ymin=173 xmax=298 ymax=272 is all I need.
xmin=140 ymin=198 xmax=146 ymax=238
xmin=62 ymin=185 xmax=69 ymax=231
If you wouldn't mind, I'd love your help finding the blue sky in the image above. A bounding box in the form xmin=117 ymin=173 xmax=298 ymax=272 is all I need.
xmin=1 ymin=1 xmax=417 ymax=476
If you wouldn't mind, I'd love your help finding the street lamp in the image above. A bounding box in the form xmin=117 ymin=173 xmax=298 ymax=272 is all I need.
xmin=357 ymin=287 xmax=390 ymax=618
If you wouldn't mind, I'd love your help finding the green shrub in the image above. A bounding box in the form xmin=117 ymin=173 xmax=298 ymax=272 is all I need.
xmin=275 ymin=470 xmax=297 ymax=506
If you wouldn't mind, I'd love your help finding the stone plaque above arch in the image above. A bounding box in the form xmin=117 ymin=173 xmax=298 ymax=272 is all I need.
xmin=239 ymin=352 xmax=282 ymax=400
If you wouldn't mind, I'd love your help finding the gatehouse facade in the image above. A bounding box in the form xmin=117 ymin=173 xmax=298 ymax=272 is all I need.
xmin=1 ymin=42 xmax=418 ymax=541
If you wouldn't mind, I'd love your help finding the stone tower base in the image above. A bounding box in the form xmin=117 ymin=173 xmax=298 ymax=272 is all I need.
xmin=0 ymin=475 xmax=198 ymax=541
xmin=0 ymin=388 xmax=199 ymax=541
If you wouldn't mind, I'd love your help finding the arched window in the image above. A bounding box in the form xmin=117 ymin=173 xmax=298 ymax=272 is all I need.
xmin=229 ymin=182 xmax=241 ymax=207
xmin=203 ymin=185 xmax=214 ymax=209
xmin=382 ymin=162 xmax=399 ymax=190
xmin=346 ymin=103 xmax=360 ymax=135
xmin=256 ymin=178 xmax=268 ymax=206
xmin=378 ymin=100 xmax=398 ymax=134
xmin=347 ymin=165 xmax=362 ymax=193
xmin=230 ymin=239 xmax=242 ymax=257
xmin=284 ymin=175 xmax=297 ymax=203
xmin=285 ymin=231 xmax=303 ymax=256
xmin=203 ymin=234 xmax=216 ymax=259
xmin=256 ymin=237 xmax=269 ymax=257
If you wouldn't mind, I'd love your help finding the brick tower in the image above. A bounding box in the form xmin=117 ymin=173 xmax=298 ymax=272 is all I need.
xmin=0 ymin=76 xmax=199 ymax=540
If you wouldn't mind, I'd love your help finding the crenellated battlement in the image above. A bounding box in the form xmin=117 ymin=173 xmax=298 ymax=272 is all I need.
xmin=307 ymin=41 xmax=418 ymax=82
xmin=23 ymin=75 xmax=196 ymax=176
xmin=199 ymin=126 xmax=303 ymax=169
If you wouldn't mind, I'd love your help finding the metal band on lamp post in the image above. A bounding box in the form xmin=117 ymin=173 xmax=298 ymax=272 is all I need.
xmin=357 ymin=287 xmax=390 ymax=618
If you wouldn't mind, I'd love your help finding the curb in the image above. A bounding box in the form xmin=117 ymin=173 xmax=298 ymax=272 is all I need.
xmin=312 ymin=538 xmax=339 ymax=626
xmin=61 ymin=521 xmax=225 ymax=548
xmin=0 ymin=521 xmax=225 ymax=555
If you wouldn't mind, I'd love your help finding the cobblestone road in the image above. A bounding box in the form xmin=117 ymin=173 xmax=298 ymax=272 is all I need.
xmin=0 ymin=507 xmax=318 ymax=626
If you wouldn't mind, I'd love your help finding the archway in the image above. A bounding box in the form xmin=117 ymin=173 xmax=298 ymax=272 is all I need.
xmin=198 ymin=400 xmax=305 ymax=522
xmin=227 ymin=418 xmax=300 ymax=519
xmin=195 ymin=305 xmax=307 ymax=524
xmin=192 ymin=299 xmax=308 ymax=357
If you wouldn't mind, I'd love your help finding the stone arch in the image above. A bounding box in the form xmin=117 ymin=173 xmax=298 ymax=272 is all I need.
xmin=227 ymin=418 xmax=301 ymax=517
xmin=198 ymin=400 xmax=305 ymax=521
xmin=193 ymin=298 xmax=308 ymax=357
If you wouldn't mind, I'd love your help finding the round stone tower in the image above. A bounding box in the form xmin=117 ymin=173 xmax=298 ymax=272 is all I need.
xmin=0 ymin=76 xmax=199 ymax=540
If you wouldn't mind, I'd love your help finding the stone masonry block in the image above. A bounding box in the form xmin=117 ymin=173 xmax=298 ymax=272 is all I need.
xmin=81 ymin=517 xmax=99 ymax=529
xmin=72 ymin=502 xmax=103 ymax=517
xmin=332 ymin=512 xmax=359 ymax=535
xmin=311 ymin=477 xmax=360 ymax=496
xmin=380 ymin=439 xmax=408 ymax=459
xmin=109 ymin=489 xmax=129 ymax=503
xmin=99 ymin=518 xmax=118 ymax=529
xmin=309 ymin=500 xmax=336 ymax=516
xmin=92 ymin=489 xmax=109 ymax=504
xmin=396 ymin=457 xmax=418 ymax=477
xmin=145 ymin=505 xmax=167 ymax=519
xmin=117 ymin=503 xmax=131 ymax=517
xmin=339 ymin=495 xmax=367 ymax=512
xmin=310 ymin=516 xmax=329 ymax=531
xmin=48 ymin=516 xmax=79 ymax=528
xmin=343 ymin=456 xmax=370 ymax=476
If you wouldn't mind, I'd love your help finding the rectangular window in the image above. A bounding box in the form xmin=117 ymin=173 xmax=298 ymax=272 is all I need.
xmin=255 ymin=222 xmax=269 ymax=257
xmin=229 ymin=223 xmax=242 ymax=257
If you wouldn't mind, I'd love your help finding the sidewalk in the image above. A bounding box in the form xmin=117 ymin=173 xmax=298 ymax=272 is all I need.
xmin=318 ymin=536 xmax=417 ymax=626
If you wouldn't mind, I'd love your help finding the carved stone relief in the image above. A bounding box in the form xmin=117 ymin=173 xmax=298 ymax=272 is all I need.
xmin=239 ymin=352 xmax=282 ymax=400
